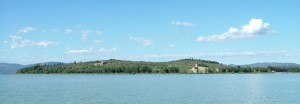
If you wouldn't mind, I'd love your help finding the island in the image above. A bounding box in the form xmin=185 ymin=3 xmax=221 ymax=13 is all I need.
xmin=17 ymin=59 xmax=300 ymax=74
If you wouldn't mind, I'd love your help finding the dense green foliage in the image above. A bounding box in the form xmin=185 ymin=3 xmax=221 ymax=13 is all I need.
xmin=17 ymin=59 xmax=300 ymax=74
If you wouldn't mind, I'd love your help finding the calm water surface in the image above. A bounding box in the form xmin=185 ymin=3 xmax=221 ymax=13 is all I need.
xmin=0 ymin=74 xmax=299 ymax=104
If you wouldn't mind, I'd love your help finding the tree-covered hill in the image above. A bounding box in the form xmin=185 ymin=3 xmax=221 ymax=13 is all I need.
xmin=17 ymin=59 xmax=300 ymax=74
xmin=17 ymin=59 xmax=228 ymax=74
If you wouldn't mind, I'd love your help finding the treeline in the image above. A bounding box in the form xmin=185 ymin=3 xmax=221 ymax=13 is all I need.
xmin=216 ymin=66 xmax=300 ymax=73
xmin=16 ymin=59 xmax=300 ymax=74
xmin=17 ymin=64 xmax=300 ymax=74
xmin=17 ymin=64 xmax=180 ymax=74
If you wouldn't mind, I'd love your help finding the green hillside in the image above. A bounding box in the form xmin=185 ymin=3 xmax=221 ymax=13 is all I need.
xmin=17 ymin=59 xmax=229 ymax=74
xmin=17 ymin=58 xmax=300 ymax=74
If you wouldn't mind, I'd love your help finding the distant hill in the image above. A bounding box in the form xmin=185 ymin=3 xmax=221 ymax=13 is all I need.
xmin=17 ymin=59 xmax=229 ymax=74
xmin=11 ymin=59 xmax=300 ymax=74
xmin=0 ymin=62 xmax=65 ymax=74
xmin=0 ymin=63 xmax=24 ymax=74
xmin=242 ymin=62 xmax=300 ymax=67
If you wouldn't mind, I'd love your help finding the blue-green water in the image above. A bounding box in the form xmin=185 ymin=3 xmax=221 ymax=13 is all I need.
xmin=0 ymin=74 xmax=299 ymax=104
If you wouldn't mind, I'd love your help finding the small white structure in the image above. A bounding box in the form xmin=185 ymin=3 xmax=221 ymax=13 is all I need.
xmin=215 ymin=68 xmax=219 ymax=73
xmin=190 ymin=64 xmax=208 ymax=74
xmin=94 ymin=61 xmax=107 ymax=66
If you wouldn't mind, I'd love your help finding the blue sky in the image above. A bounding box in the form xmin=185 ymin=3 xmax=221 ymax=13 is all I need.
xmin=1 ymin=0 xmax=300 ymax=65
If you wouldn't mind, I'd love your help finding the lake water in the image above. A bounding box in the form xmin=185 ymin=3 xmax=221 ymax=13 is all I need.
xmin=0 ymin=74 xmax=299 ymax=104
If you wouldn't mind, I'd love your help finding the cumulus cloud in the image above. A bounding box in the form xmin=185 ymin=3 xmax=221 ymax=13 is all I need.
xmin=171 ymin=21 xmax=194 ymax=27
xmin=67 ymin=48 xmax=93 ymax=54
xmin=8 ymin=36 xmax=58 ymax=48
xmin=18 ymin=27 xmax=36 ymax=33
xmin=130 ymin=37 xmax=153 ymax=46
xmin=98 ymin=48 xmax=119 ymax=53
xmin=196 ymin=18 xmax=273 ymax=42
xmin=65 ymin=29 xmax=72 ymax=34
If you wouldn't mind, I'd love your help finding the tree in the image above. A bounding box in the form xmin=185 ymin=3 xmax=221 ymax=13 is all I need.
xmin=167 ymin=67 xmax=179 ymax=73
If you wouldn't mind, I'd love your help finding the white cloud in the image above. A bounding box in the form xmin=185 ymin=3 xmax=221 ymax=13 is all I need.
xmin=98 ymin=48 xmax=119 ymax=54
xmin=94 ymin=40 xmax=103 ymax=45
xmin=197 ymin=18 xmax=273 ymax=42
xmin=34 ymin=41 xmax=58 ymax=47
xmin=8 ymin=36 xmax=58 ymax=48
xmin=81 ymin=30 xmax=103 ymax=39
xmin=95 ymin=31 xmax=103 ymax=35
xmin=130 ymin=37 xmax=153 ymax=46
xmin=9 ymin=36 xmax=30 ymax=48
xmin=171 ymin=21 xmax=194 ymax=27
xmin=81 ymin=30 xmax=92 ymax=40
xmin=18 ymin=27 xmax=36 ymax=33
xmin=66 ymin=47 xmax=118 ymax=54
xmin=65 ymin=29 xmax=72 ymax=34
xmin=67 ymin=48 xmax=93 ymax=54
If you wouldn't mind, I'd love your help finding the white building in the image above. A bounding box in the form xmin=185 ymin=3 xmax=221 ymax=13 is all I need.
xmin=190 ymin=64 xmax=208 ymax=74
